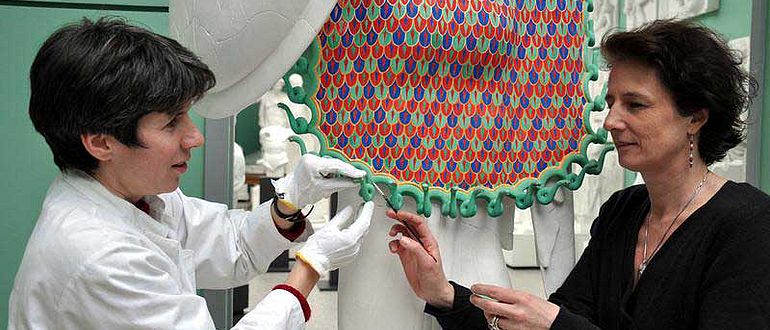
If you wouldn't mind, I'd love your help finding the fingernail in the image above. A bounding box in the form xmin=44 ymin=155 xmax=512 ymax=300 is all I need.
xmin=389 ymin=243 xmax=397 ymax=252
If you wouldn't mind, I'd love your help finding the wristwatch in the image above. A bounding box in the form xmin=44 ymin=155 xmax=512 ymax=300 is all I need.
xmin=271 ymin=193 xmax=314 ymax=223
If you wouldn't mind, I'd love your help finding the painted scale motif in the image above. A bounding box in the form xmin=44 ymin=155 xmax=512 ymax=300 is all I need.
xmin=283 ymin=0 xmax=610 ymax=216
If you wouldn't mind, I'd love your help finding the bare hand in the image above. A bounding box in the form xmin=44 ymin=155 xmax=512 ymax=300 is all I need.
xmin=470 ymin=284 xmax=560 ymax=330
xmin=387 ymin=210 xmax=454 ymax=309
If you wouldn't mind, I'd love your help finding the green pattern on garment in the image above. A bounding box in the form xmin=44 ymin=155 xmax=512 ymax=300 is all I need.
xmin=279 ymin=0 xmax=613 ymax=217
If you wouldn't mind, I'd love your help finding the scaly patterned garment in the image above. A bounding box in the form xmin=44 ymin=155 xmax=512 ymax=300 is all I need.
xmin=282 ymin=0 xmax=611 ymax=216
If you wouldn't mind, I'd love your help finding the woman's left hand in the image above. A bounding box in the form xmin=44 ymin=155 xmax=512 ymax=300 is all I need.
xmin=469 ymin=284 xmax=560 ymax=330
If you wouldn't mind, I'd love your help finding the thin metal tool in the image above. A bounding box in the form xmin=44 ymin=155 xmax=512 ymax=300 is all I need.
xmin=472 ymin=293 xmax=501 ymax=303
xmin=373 ymin=183 xmax=437 ymax=262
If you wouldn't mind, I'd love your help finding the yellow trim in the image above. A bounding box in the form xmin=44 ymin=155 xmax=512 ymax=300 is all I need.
xmin=294 ymin=251 xmax=322 ymax=275
xmin=276 ymin=197 xmax=300 ymax=213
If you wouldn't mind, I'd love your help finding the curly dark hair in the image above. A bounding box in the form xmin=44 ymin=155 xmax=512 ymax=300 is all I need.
xmin=600 ymin=19 xmax=757 ymax=165
xmin=29 ymin=17 xmax=216 ymax=174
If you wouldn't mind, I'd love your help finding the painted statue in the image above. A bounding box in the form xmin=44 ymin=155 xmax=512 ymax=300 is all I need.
xmin=170 ymin=0 xmax=613 ymax=328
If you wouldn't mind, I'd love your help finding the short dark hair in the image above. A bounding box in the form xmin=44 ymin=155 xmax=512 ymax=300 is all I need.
xmin=600 ymin=19 xmax=757 ymax=165
xmin=29 ymin=17 xmax=215 ymax=173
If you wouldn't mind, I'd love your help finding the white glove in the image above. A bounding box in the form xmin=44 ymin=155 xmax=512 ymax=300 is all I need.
xmin=272 ymin=154 xmax=366 ymax=209
xmin=296 ymin=201 xmax=375 ymax=274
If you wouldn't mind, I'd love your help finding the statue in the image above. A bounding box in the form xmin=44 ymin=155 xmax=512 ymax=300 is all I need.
xmin=660 ymin=0 xmax=720 ymax=20
xmin=624 ymin=0 xmax=657 ymax=30
xmin=594 ymin=0 xmax=619 ymax=40
xmin=233 ymin=142 xmax=249 ymax=205
xmin=171 ymin=1 xmax=613 ymax=328
xmin=256 ymin=76 xmax=316 ymax=177
xmin=169 ymin=0 xmax=336 ymax=119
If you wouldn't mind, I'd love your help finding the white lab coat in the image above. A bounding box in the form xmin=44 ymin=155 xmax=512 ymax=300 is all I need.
xmin=9 ymin=170 xmax=307 ymax=329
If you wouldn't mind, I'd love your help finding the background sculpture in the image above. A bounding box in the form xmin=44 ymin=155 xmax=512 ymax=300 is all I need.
xmin=624 ymin=0 xmax=656 ymax=30
xmin=255 ymin=77 xmax=318 ymax=177
xmin=659 ymin=0 xmax=719 ymax=20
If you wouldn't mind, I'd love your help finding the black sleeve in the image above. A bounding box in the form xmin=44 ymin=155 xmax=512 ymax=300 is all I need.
xmin=547 ymin=236 xmax=601 ymax=330
xmin=549 ymin=306 xmax=602 ymax=329
xmin=547 ymin=189 xmax=633 ymax=330
xmin=424 ymin=281 xmax=487 ymax=330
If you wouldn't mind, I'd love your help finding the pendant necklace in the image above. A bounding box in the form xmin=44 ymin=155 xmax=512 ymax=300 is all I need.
xmin=638 ymin=170 xmax=710 ymax=279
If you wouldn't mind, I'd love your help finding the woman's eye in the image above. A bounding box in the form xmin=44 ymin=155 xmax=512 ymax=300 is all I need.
xmin=166 ymin=116 xmax=181 ymax=128
xmin=628 ymin=102 xmax=646 ymax=109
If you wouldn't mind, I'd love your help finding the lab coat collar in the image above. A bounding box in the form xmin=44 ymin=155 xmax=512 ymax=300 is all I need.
xmin=59 ymin=170 xmax=174 ymax=239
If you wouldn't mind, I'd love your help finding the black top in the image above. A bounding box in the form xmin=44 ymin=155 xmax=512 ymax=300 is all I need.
xmin=425 ymin=182 xmax=770 ymax=329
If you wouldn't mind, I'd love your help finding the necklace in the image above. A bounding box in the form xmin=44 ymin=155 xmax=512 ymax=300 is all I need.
xmin=638 ymin=170 xmax=710 ymax=279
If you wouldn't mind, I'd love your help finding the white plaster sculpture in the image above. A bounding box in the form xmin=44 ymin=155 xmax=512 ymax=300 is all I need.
xmin=659 ymin=0 xmax=719 ymax=20
xmin=256 ymin=76 xmax=317 ymax=175
xmin=593 ymin=0 xmax=619 ymax=42
xmin=258 ymin=79 xmax=291 ymax=129
xmin=255 ymin=126 xmax=294 ymax=178
xmin=624 ymin=0 xmax=657 ymax=30
xmin=337 ymin=190 xmax=514 ymax=330
xmin=530 ymin=189 xmax=576 ymax=295
xmin=233 ymin=142 xmax=249 ymax=205
xmin=169 ymin=0 xmax=336 ymax=119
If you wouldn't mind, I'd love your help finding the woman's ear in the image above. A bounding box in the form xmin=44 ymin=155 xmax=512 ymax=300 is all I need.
xmin=688 ymin=108 xmax=709 ymax=135
xmin=81 ymin=133 xmax=114 ymax=161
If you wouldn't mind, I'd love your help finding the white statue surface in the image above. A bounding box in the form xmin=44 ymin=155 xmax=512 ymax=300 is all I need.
xmin=258 ymin=79 xmax=291 ymax=129
xmin=256 ymin=76 xmax=317 ymax=176
xmin=659 ymin=0 xmax=719 ymax=19
xmin=169 ymin=0 xmax=336 ymax=119
xmin=255 ymin=126 xmax=294 ymax=177
xmin=593 ymin=0 xmax=619 ymax=42
xmin=233 ymin=142 xmax=249 ymax=204
xmin=337 ymin=190 xmax=514 ymax=330
xmin=624 ymin=0 xmax=657 ymax=30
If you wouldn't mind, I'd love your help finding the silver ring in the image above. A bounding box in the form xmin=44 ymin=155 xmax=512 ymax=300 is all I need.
xmin=488 ymin=315 xmax=500 ymax=330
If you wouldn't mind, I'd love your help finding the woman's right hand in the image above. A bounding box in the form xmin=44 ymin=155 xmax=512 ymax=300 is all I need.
xmin=387 ymin=210 xmax=455 ymax=309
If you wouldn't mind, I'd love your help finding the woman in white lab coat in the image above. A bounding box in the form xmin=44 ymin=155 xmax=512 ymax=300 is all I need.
xmin=9 ymin=17 xmax=372 ymax=329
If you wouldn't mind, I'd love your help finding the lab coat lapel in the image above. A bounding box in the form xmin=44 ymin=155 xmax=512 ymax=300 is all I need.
xmin=61 ymin=170 xmax=197 ymax=293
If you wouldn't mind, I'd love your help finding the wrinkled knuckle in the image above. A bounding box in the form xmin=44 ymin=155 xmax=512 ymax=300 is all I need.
xmin=510 ymin=310 xmax=528 ymax=323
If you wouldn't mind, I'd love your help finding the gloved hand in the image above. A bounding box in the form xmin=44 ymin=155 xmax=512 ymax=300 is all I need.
xmin=272 ymin=154 xmax=366 ymax=209
xmin=296 ymin=201 xmax=375 ymax=274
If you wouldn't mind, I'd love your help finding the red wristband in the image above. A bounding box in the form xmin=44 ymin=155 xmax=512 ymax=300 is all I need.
xmin=272 ymin=284 xmax=311 ymax=322
xmin=277 ymin=220 xmax=306 ymax=242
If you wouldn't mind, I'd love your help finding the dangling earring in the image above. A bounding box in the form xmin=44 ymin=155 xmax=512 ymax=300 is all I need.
xmin=688 ymin=134 xmax=694 ymax=168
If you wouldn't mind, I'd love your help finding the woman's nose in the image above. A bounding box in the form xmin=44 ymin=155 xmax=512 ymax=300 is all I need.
xmin=182 ymin=117 xmax=204 ymax=149
xmin=602 ymin=107 xmax=624 ymax=132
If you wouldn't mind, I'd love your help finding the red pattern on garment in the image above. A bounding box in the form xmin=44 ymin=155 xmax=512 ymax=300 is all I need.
xmin=272 ymin=284 xmax=312 ymax=322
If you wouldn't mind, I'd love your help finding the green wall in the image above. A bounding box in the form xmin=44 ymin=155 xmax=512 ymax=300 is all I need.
xmin=0 ymin=2 xmax=208 ymax=327
xmin=235 ymin=103 xmax=261 ymax=156
xmin=695 ymin=0 xmax=753 ymax=39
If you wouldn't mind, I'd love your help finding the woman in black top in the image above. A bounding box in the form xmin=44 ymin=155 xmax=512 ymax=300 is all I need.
xmin=386 ymin=19 xmax=770 ymax=329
